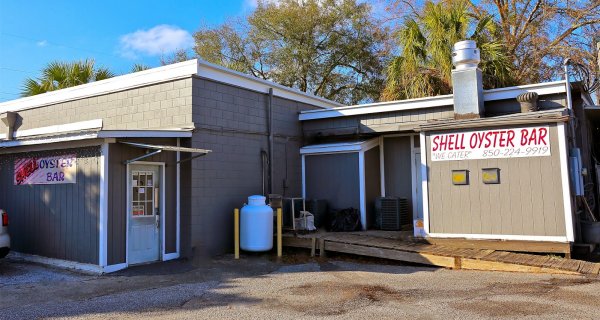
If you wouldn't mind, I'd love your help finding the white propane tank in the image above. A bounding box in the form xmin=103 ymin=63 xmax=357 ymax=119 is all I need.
xmin=240 ymin=195 xmax=273 ymax=252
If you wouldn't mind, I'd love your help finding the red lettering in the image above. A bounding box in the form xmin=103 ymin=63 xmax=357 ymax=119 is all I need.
xmin=477 ymin=132 xmax=486 ymax=148
xmin=506 ymin=130 xmax=515 ymax=147
xmin=528 ymin=129 xmax=538 ymax=145
xmin=448 ymin=134 xmax=455 ymax=150
xmin=458 ymin=134 xmax=465 ymax=149
xmin=469 ymin=133 xmax=478 ymax=149
xmin=538 ymin=128 xmax=548 ymax=145
xmin=432 ymin=136 xmax=440 ymax=151
xmin=520 ymin=129 xmax=529 ymax=146
xmin=484 ymin=132 xmax=493 ymax=148
xmin=439 ymin=135 xmax=448 ymax=151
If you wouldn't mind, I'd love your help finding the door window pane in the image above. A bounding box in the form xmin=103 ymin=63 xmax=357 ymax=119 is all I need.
xmin=132 ymin=171 xmax=155 ymax=217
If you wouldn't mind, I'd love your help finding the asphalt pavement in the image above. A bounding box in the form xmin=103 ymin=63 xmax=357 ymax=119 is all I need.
xmin=1 ymin=253 xmax=600 ymax=319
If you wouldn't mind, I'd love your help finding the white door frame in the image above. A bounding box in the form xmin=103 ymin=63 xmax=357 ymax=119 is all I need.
xmin=126 ymin=161 xmax=166 ymax=266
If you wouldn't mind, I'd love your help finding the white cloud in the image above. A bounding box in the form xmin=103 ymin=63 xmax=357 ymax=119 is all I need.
xmin=37 ymin=40 xmax=48 ymax=47
xmin=244 ymin=0 xmax=282 ymax=9
xmin=119 ymin=25 xmax=194 ymax=58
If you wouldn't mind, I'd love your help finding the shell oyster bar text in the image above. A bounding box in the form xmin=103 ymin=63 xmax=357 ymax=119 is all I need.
xmin=430 ymin=126 xmax=550 ymax=161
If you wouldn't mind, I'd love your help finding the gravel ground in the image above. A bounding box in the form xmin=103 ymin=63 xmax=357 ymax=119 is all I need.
xmin=1 ymin=254 xmax=600 ymax=319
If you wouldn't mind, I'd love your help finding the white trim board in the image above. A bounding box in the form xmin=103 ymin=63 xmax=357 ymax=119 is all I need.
xmin=302 ymin=139 xmax=380 ymax=230
xmin=0 ymin=61 xmax=198 ymax=113
xmin=197 ymin=59 xmax=342 ymax=109
xmin=358 ymin=151 xmax=367 ymax=231
xmin=0 ymin=58 xmax=341 ymax=114
xmin=420 ymin=133 xmax=430 ymax=234
xmin=427 ymin=233 xmax=569 ymax=243
xmin=557 ymin=123 xmax=575 ymax=242
xmin=0 ymin=129 xmax=194 ymax=149
xmin=0 ymin=119 xmax=103 ymax=140
xmin=98 ymin=130 xmax=193 ymax=138
xmin=8 ymin=252 xmax=103 ymax=274
xmin=300 ymin=138 xmax=379 ymax=155
xmin=299 ymin=80 xmax=567 ymax=121
xmin=98 ymin=143 xmax=109 ymax=267
xmin=0 ymin=133 xmax=100 ymax=148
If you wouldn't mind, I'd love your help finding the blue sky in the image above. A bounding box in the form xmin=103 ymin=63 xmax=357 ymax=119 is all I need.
xmin=0 ymin=0 xmax=259 ymax=102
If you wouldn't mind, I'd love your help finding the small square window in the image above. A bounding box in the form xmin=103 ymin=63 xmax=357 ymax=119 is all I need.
xmin=452 ymin=170 xmax=469 ymax=185
xmin=482 ymin=168 xmax=500 ymax=184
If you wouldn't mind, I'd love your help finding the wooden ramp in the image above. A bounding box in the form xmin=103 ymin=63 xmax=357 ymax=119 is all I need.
xmin=282 ymin=232 xmax=600 ymax=276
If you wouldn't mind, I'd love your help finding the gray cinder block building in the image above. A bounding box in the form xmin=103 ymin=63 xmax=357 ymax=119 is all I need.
xmin=0 ymin=60 xmax=340 ymax=273
xmin=1 ymin=41 xmax=598 ymax=270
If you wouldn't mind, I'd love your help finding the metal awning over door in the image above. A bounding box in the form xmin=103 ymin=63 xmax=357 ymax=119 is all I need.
xmin=120 ymin=141 xmax=212 ymax=164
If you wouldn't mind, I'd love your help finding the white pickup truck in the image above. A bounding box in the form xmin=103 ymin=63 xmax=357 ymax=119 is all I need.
xmin=0 ymin=209 xmax=9 ymax=258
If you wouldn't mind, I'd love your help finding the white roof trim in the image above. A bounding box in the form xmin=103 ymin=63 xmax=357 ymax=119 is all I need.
xmin=0 ymin=133 xmax=100 ymax=148
xmin=0 ymin=61 xmax=199 ymax=113
xmin=97 ymin=130 xmax=193 ymax=138
xmin=0 ymin=119 xmax=103 ymax=140
xmin=299 ymin=80 xmax=567 ymax=121
xmin=197 ymin=59 xmax=343 ymax=109
xmin=300 ymin=138 xmax=379 ymax=154
xmin=0 ymin=58 xmax=342 ymax=114
xmin=120 ymin=141 xmax=211 ymax=154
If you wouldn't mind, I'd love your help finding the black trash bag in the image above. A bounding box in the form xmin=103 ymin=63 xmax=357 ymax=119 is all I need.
xmin=329 ymin=207 xmax=362 ymax=232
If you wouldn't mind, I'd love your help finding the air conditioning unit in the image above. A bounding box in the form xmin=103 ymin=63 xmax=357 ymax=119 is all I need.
xmin=375 ymin=197 xmax=409 ymax=230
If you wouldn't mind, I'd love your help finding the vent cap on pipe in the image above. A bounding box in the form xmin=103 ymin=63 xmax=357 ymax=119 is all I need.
xmin=452 ymin=40 xmax=480 ymax=70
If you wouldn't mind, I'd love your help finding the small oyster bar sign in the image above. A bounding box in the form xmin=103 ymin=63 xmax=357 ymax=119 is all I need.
xmin=430 ymin=126 xmax=551 ymax=161
xmin=14 ymin=154 xmax=77 ymax=185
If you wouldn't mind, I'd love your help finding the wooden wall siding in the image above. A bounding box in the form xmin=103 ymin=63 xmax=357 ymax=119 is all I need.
xmin=364 ymin=147 xmax=381 ymax=228
xmin=305 ymin=153 xmax=361 ymax=211
xmin=426 ymin=124 xmax=566 ymax=237
xmin=0 ymin=147 xmax=100 ymax=264
xmin=107 ymin=139 xmax=178 ymax=265
xmin=383 ymin=136 xmax=414 ymax=219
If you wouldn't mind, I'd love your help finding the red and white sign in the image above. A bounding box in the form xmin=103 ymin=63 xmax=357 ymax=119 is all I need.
xmin=430 ymin=126 xmax=551 ymax=161
xmin=14 ymin=154 xmax=77 ymax=185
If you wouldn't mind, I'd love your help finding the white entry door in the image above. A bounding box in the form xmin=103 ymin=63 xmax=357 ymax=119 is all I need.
xmin=128 ymin=165 xmax=161 ymax=265
xmin=413 ymin=151 xmax=423 ymax=220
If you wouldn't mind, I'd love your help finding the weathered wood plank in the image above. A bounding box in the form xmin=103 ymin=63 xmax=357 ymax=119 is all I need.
xmin=323 ymin=241 xmax=456 ymax=268
xmin=282 ymin=231 xmax=591 ymax=275
xmin=461 ymin=259 xmax=580 ymax=275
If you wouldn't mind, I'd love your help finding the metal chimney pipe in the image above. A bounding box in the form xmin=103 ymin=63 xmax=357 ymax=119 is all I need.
xmin=451 ymin=40 xmax=485 ymax=119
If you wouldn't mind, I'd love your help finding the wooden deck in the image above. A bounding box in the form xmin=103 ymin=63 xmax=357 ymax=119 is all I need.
xmin=282 ymin=231 xmax=600 ymax=276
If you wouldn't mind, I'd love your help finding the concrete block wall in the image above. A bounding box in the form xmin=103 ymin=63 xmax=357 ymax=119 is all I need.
xmin=13 ymin=78 xmax=194 ymax=131
xmin=187 ymin=77 xmax=320 ymax=257
xmin=302 ymin=106 xmax=454 ymax=137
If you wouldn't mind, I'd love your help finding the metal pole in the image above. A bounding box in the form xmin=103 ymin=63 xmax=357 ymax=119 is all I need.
xmin=277 ymin=208 xmax=282 ymax=258
xmin=234 ymin=208 xmax=240 ymax=260
xmin=268 ymin=88 xmax=274 ymax=194
xmin=563 ymin=59 xmax=577 ymax=143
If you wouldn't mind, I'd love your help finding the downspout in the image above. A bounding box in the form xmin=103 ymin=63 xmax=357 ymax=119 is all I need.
xmin=564 ymin=58 xmax=583 ymax=243
xmin=563 ymin=59 xmax=577 ymax=144
xmin=268 ymin=88 xmax=274 ymax=195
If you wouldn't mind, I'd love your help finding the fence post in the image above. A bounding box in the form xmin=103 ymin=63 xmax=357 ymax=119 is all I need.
xmin=277 ymin=208 xmax=282 ymax=258
xmin=234 ymin=208 xmax=240 ymax=260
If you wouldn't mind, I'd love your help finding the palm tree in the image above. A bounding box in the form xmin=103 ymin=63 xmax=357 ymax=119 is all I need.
xmin=131 ymin=63 xmax=151 ymax=72
xmin=382 ymin=0 xmax=514 ymax=101
xmin=21 ymin=59 xmax=115 ymax=97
